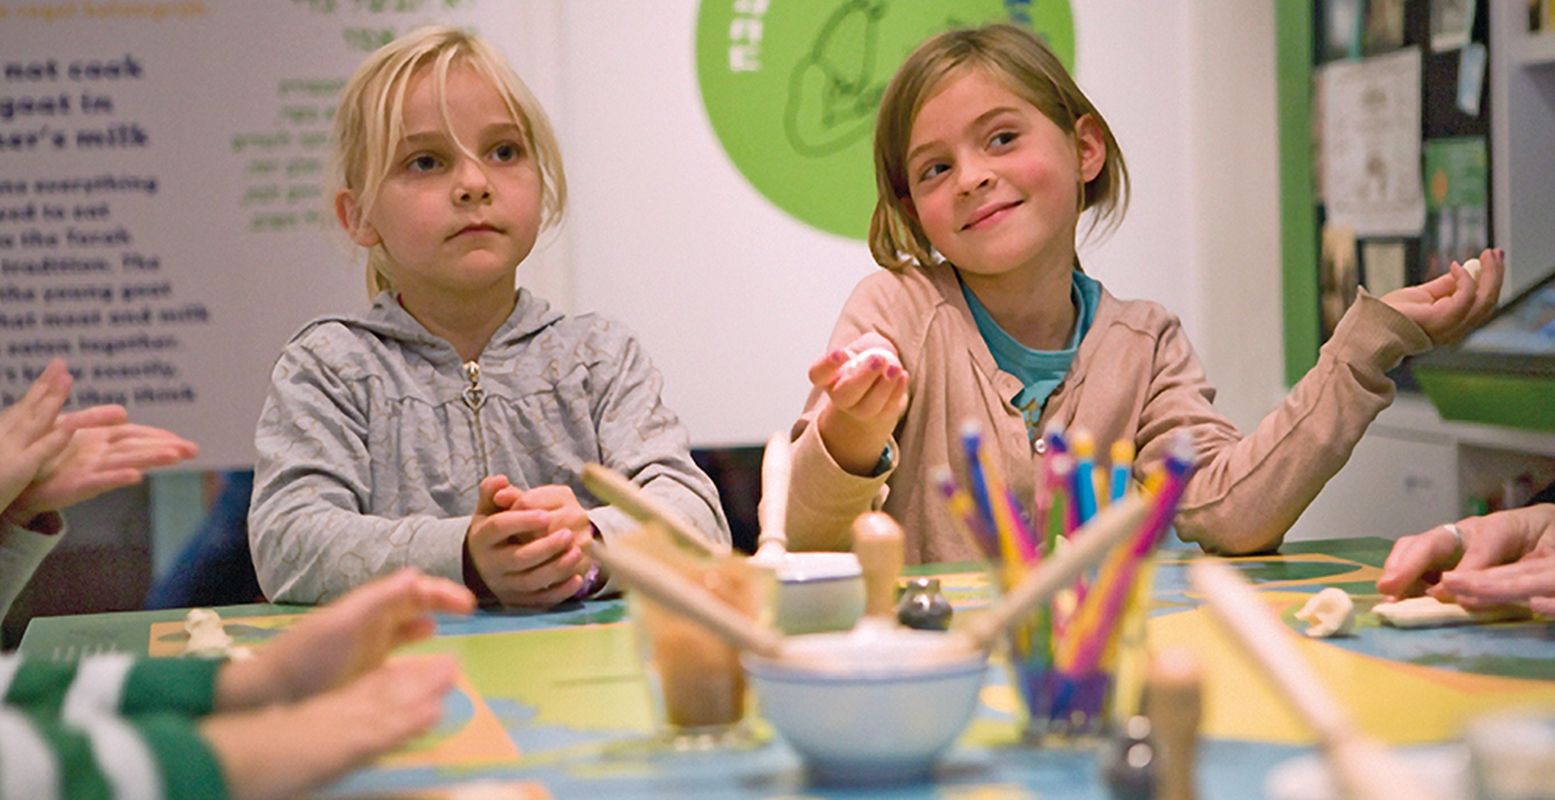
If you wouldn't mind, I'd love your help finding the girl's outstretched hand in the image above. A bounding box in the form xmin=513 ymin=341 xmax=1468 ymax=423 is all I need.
xmin=1381 ymin=247 xmax=1504 ymax=346
xmin=809 ymin=332 xmax=909 ymax=476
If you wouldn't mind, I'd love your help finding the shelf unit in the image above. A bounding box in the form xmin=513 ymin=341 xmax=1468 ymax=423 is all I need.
xmin=1511 ymin=28 xmax=1555 ymax=64
xmin=1277 ymin=1 xmax=1555 ymax=541
xmin=1287 ymin=396 xmax=1555 ymax=542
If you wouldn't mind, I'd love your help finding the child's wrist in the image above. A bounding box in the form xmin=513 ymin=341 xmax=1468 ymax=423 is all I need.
xmin=213 ymin=654 xmax=274 ymax=711
xmin=818 ymin=408 xmax=893 ymax=476
xmin=568 ymin=525 xmax=607 ymax=601
xmin=569 ymin=563 xmax=603 ymax=601
xmin=460 ymin=542 xmax=497 ymax=604
xmin=2 ymin=507 xmax=61 ymax=534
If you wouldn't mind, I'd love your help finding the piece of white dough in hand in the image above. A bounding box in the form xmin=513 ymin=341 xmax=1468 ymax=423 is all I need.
xmin=838 ymin=346 xmax=901 ymax=382
xmin=1372 ymin=595 xmax=1529 ymax=628
xmin=1463 ymin=258 xmax=1482 ymax=281
xmin=1294 ymin=587 xmax=1355 ymax=638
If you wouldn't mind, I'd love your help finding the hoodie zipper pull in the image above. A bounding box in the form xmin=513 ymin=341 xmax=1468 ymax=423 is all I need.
xmin=461 ymin=360 xmax=487 ymax=411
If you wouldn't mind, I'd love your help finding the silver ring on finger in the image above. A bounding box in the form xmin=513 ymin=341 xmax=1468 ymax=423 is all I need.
xmin=1441 ymin=521 xmax=1464 ymax=552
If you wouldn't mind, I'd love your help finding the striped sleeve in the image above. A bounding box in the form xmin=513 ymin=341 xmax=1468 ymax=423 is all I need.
xmin=0 ymin=706 xmax=229 ymax=800
xmin=1 ymin=654 xmax=219 ymax=718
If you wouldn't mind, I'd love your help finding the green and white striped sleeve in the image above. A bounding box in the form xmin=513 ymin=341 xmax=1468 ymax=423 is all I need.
xmin=0 ymin=707 xmax=229 ymax=800
xmin=0 ymin=654 xmax=230 ymax=799
xmin=1 ymin=654 xmax=219 ymax=718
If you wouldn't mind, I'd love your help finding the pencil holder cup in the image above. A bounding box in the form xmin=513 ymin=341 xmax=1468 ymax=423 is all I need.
xmin=622 ymin=525 xmax=773 ymax=751
xmin=1006 ymin=554 xmax=1158 ymax=744
xmin=629 ymin=579 xmax=765 ymax=749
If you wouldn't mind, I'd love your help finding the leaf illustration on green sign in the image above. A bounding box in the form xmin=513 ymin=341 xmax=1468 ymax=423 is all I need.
xmin=784 ymin=1 xmax=890 ymax=158
xmin=697 ymin=0 xmax=1074 ymax=240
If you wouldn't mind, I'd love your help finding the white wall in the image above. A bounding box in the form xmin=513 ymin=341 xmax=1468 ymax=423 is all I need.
xmin=1073 ymin=3 xmax=1201 ymax=340
xmin=558 ymin=1 xmax=868 ymax=447
xmin=1183 ymin=1 xmax=1286 ymax=435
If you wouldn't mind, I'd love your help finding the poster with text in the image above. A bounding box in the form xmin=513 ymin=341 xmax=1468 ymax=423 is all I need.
xmin=0 ymin=0 xmax=555 ymax=468
xmin=1317 ymin=48 xmax=1425 ymax=238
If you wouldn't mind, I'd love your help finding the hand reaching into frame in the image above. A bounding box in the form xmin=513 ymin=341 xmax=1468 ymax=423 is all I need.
xmin=1377 ymin=503 xmax=1555 ymax=615
xmin=2 ymin=359 xmax=194 ymax=526
xmin=5 ymin=420 xmax=199 ymax=525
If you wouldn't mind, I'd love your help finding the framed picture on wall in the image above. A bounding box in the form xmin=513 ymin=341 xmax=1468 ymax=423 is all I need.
xmin=1365 ymin=0 xmax=1407 ymax=53
xmin=1430 ymin=0 xmax=1476 ymax=51
xmin=1320 ymin=224 xmax=1360 ymax=339
xmin=1422 ymin=136 xmax=1489 ymax=279
xmin=1321 ymin=0 xmax=1364 ymax=61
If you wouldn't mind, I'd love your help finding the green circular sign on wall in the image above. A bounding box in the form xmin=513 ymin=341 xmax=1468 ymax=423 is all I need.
xmin=696 ymin=1 xmax=1075 ymax=240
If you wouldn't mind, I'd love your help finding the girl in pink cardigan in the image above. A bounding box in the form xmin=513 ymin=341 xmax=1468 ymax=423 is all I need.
xmin=786 ymin=24 xmax=1503 ymax=562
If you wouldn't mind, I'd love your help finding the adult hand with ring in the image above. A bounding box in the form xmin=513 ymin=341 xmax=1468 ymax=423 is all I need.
xmin=1378 ymin=505 xmax=1555 ymax=611
xmin=1440 ymin=521 xmax=1464 ymax=554
xmin=1436 ymin=505 xmax=1555 ymax=615
xmin=1378 ymin=519 xmax=1471 ymax=601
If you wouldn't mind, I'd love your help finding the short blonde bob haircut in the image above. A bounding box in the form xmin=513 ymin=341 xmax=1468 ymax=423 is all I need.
xmin=869 ymin=24 xmax=1129 ymax=272
xmin=331 ymin=25 xmax=567 ymax=298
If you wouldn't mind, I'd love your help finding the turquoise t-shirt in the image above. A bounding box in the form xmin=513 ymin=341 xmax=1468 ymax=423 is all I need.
xmin=961 ymin=270 xmax=1100 ymax=442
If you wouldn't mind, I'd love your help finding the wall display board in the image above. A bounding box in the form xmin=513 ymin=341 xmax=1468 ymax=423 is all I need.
xmin=0 ymin=0 xmax=557 ymax=468
xmin=1277 ymin=0 xmax=1492 ymax=383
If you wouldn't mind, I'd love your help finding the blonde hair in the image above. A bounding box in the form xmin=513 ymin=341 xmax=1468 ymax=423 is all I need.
xmin=869 ymin=24 xmax=1129 ymax=271
xmin=331 ymin=25 xmax=567 ymax=298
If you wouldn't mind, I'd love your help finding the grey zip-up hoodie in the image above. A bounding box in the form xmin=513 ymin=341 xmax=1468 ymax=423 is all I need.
xmin=249 ymin=289 xmax=729 ymax=603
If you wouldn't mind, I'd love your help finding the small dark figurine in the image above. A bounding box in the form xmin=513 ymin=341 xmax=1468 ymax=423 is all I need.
xmin=895 ymin=577 xmax=953 ymax=631
xmin=1100 ymin=715 xmax=1157 ymax=800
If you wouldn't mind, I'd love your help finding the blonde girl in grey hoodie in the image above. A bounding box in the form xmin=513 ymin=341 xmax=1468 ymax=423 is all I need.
xmin=250 ymin=27 xmax=728 ymax=607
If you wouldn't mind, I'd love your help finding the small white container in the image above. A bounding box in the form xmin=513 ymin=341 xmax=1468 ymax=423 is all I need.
xmin=772 ymin=551 xmax=866 ymax=635
xmin=743 ymin=628 xmax=987 ymax=784
xmin=1467 ymin=711 xmax=1555 ymax=800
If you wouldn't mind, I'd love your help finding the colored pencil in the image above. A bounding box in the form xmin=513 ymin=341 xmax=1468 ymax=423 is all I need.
xmin=1071 ymin=430 xmax=1099 ymax=525
xmin=1110 ymin=439 xmax=1135 ymax=505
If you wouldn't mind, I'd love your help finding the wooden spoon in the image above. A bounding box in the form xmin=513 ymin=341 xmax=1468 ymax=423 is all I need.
xmin=750 ymin=431 xmax=791 ymax=568
xmin=581 ymin=463 xmax=729 ymax=557
xmin=1189 ymin=560 xmax=1449 ymax=800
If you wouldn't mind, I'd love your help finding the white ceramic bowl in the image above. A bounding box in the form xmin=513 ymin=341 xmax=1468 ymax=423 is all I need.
xmin=743 ymin=627 xmax=987 ymax=784
xmin=772 ymin=551 xmax=865 ymax=635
